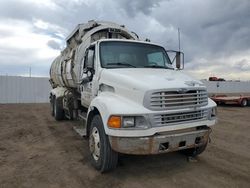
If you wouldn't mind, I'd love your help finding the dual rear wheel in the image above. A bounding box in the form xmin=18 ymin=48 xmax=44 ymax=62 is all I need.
xmin=50 ymin=96 xmax=64 ymax=120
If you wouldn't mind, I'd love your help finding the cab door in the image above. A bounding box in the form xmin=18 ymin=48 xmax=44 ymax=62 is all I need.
xmin=81 ymin=45 xmax=96 ymax=107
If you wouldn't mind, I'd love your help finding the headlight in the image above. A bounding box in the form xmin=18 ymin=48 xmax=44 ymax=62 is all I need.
xmin=134 ymin=116 xmax=149 ymax=129
xmin=123 ymin=116 xmax=149 ymax=129
xmin=122 ymin=117 xmax=135 ymax=128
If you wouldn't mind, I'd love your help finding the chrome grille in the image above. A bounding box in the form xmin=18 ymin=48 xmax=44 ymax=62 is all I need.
xmin=153 ymin=110 xmax=209 ymax=127
xmin=145 ymin=89 xmax=208 ymax=110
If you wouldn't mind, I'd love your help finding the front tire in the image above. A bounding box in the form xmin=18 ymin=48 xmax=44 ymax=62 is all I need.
xmin=89 ymin=115 xmax=118 ymax=172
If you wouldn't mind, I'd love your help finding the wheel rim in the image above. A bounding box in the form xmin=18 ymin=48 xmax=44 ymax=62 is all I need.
xmin=242 ymin=99 xmax=247 ymax=106
xmin=89 ymin=127 xmax=100 ymax=161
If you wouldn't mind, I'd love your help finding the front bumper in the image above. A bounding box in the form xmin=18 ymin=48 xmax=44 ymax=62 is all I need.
xmin=109 ymin=127 xmax=211 ymax=155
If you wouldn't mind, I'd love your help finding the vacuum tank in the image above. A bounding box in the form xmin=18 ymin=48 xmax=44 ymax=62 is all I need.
xmin=49 ymin=20 xmax=139 ymax=88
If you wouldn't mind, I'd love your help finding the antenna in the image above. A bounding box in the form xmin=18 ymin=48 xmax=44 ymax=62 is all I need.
xmin=178 ymin=28 xmax=181 ymax=51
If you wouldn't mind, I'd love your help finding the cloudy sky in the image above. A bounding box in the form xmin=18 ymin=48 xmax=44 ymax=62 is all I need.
xmin=0 ymin=0 xmax=250 ymax=80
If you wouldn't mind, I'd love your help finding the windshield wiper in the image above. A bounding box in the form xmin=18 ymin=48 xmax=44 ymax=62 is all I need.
xmin=144 ymin=65 xmax=172 ymax=69
xmin=107 ymin=62 xmax=136 ymax=68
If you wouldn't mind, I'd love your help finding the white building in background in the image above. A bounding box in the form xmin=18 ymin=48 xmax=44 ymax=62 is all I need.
xmin=0 ymin=76 xmax=51 ymax=103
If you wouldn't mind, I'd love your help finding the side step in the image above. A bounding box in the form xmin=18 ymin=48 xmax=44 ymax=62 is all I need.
xmin=72 ymin=111 xmax=87 ymax=137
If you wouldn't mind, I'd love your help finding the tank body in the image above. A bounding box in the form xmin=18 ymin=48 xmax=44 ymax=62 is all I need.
xmin=49 ymin=20 xmax=139 ymax=88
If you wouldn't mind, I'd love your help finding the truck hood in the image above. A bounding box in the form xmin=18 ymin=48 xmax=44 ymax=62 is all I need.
xmin=100 ymin=68 xmax=205 ymax=91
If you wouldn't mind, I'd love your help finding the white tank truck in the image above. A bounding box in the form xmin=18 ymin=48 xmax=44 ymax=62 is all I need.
xmin=49 ymin=20 xmax=217 ymax=172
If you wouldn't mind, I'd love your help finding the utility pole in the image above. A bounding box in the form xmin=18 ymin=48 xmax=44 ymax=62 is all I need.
xmin=29 ymin=67 xmax=31 ymax=77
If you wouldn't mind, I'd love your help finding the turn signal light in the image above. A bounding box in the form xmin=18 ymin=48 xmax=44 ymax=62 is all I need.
xmin=107 ymin=116 xmax=121 ymax=128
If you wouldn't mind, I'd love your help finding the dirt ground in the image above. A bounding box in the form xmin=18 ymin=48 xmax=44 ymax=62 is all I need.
xmin=0 ymin=104 xmax=249 ymax=188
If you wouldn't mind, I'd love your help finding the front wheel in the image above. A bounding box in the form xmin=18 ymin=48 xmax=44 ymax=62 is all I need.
xmin=89 ymin=115 xmax=118 ymax=172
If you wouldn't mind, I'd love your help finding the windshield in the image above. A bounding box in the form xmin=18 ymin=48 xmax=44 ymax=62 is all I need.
xmin=99 ymin=41 xmax=173 ymax=69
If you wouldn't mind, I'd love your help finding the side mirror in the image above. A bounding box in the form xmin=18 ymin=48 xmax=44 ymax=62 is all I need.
xmin=81 ymin=49 xmax=94 ymax=83
xmin=166 ymin=50 xmax=184 ymax=70
xmin=176 ymin=52 xmax=181 ymax=69
xmin=83 ymin=47 xmax=95 ymax=71
xmin=86 ymin=51 xmax=94 ymax=69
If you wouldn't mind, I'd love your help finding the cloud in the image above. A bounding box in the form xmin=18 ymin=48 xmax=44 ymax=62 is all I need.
xmin=0 ymin=17 xmax=60 ymax=77
xmin=0 ymin=0 xmax=249 ymax=80
xmin=47 ymin=40 xmax=61 ymax=50
xmin=233 ymin=59 xmax=250 ymax=71
xmin=156 ymin=0 xmax=250 ymax=57
xmin=115 ymin=0 xmax=164 ymax=17
xmin=185 ymin=50 xmax=250 ymax=80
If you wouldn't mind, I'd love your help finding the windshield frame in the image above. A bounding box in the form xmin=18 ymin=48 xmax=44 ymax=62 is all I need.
xmin=99 ymin=40 xmax=173 ymax=69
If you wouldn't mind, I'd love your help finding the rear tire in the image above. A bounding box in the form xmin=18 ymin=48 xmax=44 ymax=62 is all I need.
xmin=241 ymin=99 xmax=248 ymax=107
xmin=181 ymin=143 xmax=207 ymax=157
xmin=50 ymin=96 xmax=55 ymax=117
xmin=89 ymin=115 xmax=118 ymax=172
xmin=54 ymin=97 xmax=64 ymax=121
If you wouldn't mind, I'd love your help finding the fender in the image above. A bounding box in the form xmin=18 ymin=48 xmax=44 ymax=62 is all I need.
xmin=87 ymin=92 xmax=151 ymax=136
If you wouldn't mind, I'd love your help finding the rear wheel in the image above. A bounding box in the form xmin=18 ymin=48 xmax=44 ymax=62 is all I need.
xmin=181 ymin=143 xmax=207 ymax=157
xmin=241 ymin=99 xmax=248 ymax=107
xmin=89 ymin=115 xmax=118 ymax=172
xmin=54 ymin=97 xmax=64 ymax=120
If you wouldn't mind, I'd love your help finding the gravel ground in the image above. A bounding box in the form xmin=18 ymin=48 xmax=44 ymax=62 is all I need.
xmin=0 ymin=104 xmax=249 ymax=188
